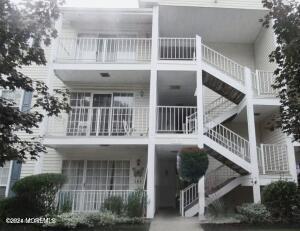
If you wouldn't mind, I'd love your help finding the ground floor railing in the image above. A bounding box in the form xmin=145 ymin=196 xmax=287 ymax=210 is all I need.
xmin=57 ymin=190 xmax=147 ymax=213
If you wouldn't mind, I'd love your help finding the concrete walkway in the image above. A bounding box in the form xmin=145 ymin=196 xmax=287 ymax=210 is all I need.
xmin=149 ymin=209 xmax=203 ymax=231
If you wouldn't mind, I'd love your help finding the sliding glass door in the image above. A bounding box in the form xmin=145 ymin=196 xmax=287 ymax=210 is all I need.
xmin=90 ymin=94 xmax=112 ymax=136
xmin=67 ymin=92 xmax=134 ymax=136
xmin=62 ymin=160 xmax=130 ymax=191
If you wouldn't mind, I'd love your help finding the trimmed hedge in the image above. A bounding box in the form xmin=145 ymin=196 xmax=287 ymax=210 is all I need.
xmin=262 ymin=180 xmax=300 ymax=223
xmin=178 ymin=147 xmax=209 ymax=183
xmin=236 ymin=203 xmax=272 ymax=224
xmin=0 ymin=173 xmax=66 ymax=220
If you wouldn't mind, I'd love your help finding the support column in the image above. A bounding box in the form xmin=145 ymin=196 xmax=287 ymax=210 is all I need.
xmin=245 ymin=67 xmax=261 ymax=203
xmin=198 ymin=176 xmax=205 ymax=219
xmin=146 ymin=5 xmax=159 ymax=219
xmin=287 ymin=138 xmax=297 ymax=183
xmin=147 ymin=143 xmax=156 ymax=218
xmin=196 ymin=35 xmax=204 ymax=148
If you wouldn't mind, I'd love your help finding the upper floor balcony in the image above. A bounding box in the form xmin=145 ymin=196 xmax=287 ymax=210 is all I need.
xmin=53 ymin=36 xmax=277 ymax=99
xmin=55 ymin=37 xmax=152 ymax=64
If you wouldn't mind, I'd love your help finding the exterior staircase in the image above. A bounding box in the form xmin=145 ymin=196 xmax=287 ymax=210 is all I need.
xmin=180 ymin=43 xmax=252 ymax=217
xmin=179 ymin=42 xmax=290 ymax=217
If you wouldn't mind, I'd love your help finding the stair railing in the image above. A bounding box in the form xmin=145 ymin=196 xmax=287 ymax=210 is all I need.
xmin=185 ymin=111 xmax=198 ymax=134
xmin=179 ymin=183 xmax=198 ymax=216
xmin=201 ymin=44 xmax=245 ymax=84
xmin=204 ymin=116 xmax=251 ymax=162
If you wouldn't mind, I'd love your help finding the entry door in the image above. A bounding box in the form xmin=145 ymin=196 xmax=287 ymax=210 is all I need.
xmin=90 ymin=94 xmax=112 ymax=136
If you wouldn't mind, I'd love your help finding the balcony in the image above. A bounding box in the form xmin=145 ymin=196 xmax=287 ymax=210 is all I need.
xmin=46 ymin=106 xmax=149 ymax=138
xmin=45 ymin=105 xmax=198 ymax=146
xmin=55 ymin=37 xmax=152 ymax=64
xmin=156 ymin=106 xmax=197 ymax=135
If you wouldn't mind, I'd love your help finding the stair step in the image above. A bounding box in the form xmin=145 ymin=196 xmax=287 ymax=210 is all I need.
xmin=203 ymin=71 xmax=245 ymax=104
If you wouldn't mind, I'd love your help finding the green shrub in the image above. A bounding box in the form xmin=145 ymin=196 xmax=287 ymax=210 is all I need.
xmin=178 ymin=147 xmax=208 ymax=183
xmin=236 ymin=203 xmax=272 ymax=224
xmin=126 ymin=189 xmax=147 ymax=218
xmin=59 ymin=198 xmax=72 ymax=213
xmin=0 ymin=197 xmax=21 ymax=222
xmin=262 ymin=180 xmax=300 ymax=223
xmin=5 ymin=173 xmax=66 ymax=217
xmin=103 ymin=196 xmax=124 ymax=215
xmin=44 ymin=211 xmax=144 ymax=229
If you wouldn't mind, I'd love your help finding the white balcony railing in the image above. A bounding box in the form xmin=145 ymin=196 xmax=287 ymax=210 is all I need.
xmin=156 ymin=106 xmax=197 ymax=134
xmin=56 ymin=37 xmax=152 ymax=63
xmin=159 ymin=38 xmax=196 ymax=60
xmin=47 ymin=106 xmax=149 ymax=137
xmin=57 ymin=190 xmax=146 ymax=213
xmin=257 ymin=144 xmax=289 ymax=175
xmin=253 ymin=70 xmax=278 ymax=97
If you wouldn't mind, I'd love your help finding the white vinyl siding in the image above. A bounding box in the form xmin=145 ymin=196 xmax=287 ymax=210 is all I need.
xmin=206 ymin=42 xmax=255 ymax=69
xmin=254 ymin=27 xmax=277 ymax=71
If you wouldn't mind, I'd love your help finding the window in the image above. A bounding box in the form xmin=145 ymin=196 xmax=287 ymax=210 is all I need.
xmin=0 ymin=162 xmax=10 ymax=186
xmin=61 ymin=160 xmax=84 ymax=190
xmin=0 ymin=162 xmax=11 ymax=198
xmin=67 ymin=92 xmax=135 ymax=136
xmin=0 ymin=89 xmax=23 ymax=109
xmin=61 ymin=160 xmax=130 ymax=190
xmin=67 ymin=92 xmax=91 ymax=136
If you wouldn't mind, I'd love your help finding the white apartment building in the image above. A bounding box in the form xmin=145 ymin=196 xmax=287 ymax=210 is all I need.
xmin=2 ymin=0 xmax=300 ymax=219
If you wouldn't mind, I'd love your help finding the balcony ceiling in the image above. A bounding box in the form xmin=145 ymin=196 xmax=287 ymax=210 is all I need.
xmin=159 ymin=6 xmax=268 ymax=43
xmin=54 ymin=70 xmax=150 ymax=86
xmin=157 ymin=71 xmax=196 ymax=106
xmin=233 ymin=105 xmax=279 ymax=123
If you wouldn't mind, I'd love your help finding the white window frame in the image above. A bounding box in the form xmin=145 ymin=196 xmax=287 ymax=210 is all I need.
xmin=0 ymin=89 xmax=24 ymax=110
xmin=0 ymin=161 xmax=13 ymax=197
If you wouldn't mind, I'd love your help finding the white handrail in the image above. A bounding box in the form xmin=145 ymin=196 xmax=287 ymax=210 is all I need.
xmin=156 ymin=106 xmax=197 ymax=134
xmin=253 ymin=70 xmax=278 ymax=96
xmin=258 ymin=144 xmax=289 ymax=174
xmin=47 ymin=106 xmax=149 ymax=137
xmin=56 ymin=37 xmax=152 ymax=63
xmin=204 ymin=117 xmax=251 ymax=162
xmin=180 ymin=183 xmax=198 ymax=216
xmin=186 ymin=111 xmax=198 ymax=134
xmin=201 ymin=44 xmax=245 ymax=84
xmin=57 ymin=190 xmax=146 ymax=213
xmin=159 ymin=38 xmax=196 ymax=60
